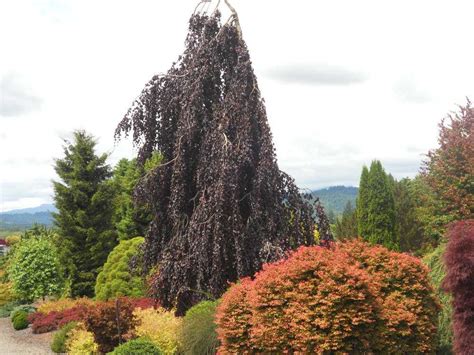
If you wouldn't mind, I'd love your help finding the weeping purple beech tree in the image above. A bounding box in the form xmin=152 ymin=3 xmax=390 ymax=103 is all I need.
xmin=116 ymin=3 xmax=330 ymax=313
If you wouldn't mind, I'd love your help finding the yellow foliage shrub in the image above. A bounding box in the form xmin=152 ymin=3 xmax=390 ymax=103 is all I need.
xmin=134 ymin=308 xmax=182 ymax=354
xmin=37 ymin=297 xmax=95 ymax=314
xmin=66 ymin=323 xmax=98 ymax=355
xmin=0 ymin=282 xmax=13 ymax=307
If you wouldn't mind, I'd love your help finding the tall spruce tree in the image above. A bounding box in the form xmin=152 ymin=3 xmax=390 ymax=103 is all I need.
xmin=357 ymin=166 xmax=370 ymax=237
xmin=53 ymin=130 xmax=117 ymax=297
xmin=357 ymin=160 xmax=397 ymax=249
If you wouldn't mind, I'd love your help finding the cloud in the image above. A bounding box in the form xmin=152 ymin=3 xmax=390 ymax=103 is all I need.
xmin=0 ymin=179 xmax=52 ymax=203
xmin=393 ymin=77 xmax=432 ymax=103
xmin=265 ymin=63 xmax=368 ymax=86
xmin=0 ymin=73 xmax=42 ymax=117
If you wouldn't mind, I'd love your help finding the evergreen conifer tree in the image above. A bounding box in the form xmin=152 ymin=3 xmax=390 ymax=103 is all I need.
xmin=365 ymin=160 xmax=397 ymax=249
xmin=112 ymin=158 xmax=151 ymax=241
xmin=357 ymin=166 xmax=369 ymax=237
xmin=53 ymin=130 xmax=117 ymax=297
xmin=393 ymin=178 xmax=424 ymax=252
xmin=335 ymin=201 xmax=358 ymax=240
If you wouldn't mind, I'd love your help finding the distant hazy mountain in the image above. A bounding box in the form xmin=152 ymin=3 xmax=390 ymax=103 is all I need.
xmin=311 ymin=186 xmax=358 ymax=215
xmin=0 ymin=204 xmax=56 ymax=229
xmin=0 ymin=203 xmax=57 ymax=215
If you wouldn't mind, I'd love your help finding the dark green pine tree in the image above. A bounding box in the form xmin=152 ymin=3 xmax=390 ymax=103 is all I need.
xmin=365 ymin=160 xmax=397 ymax=249
xmin=53 ymin=130 xmax=117 ymax=297
xmin=393 ymin=178 xmax=424 ymax=253
xmin=335 ymin=201 xmax=358 ymax=240
xmin=357 ymin=165 xmax=370 ymax=238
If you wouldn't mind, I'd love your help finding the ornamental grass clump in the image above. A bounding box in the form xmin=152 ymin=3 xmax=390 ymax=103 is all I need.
xmin=423 ymin=243 xmax=453 ymax=352
xmin=180 ymin=300 xmax=219 ymax=354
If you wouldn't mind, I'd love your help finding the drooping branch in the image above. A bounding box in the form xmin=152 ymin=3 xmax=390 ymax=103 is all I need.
xmin=116 ymin=12 xmax=319 ymax=315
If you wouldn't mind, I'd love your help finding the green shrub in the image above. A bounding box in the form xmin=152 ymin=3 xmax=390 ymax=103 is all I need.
xmin=95 ymin=237 xmax=145 ymax=301
xmin=12 ymin=310 xmax=29 ymax=330
xmin=180 ymin=300 xmax=219 ymax=355
xmin=0 ymin=282 xmax=14 ymax=307
xmin=10 ymin=305 xmax=36 ymax=320
xmin=423 ymin=244 xmax=453 ymax=354
xmin=8 ymin=237 xmax=64 ymax=302
xmin=65 ymin=323 xmax=98 ymax=355
xmin=108 ymin=338 xmax=162 ymax=355
xmin=51 ymin=321 xmax=78 ymax=353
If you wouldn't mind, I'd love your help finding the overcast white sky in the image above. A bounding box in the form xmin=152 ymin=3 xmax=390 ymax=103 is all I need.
xmin=1 ymin=0 xmax=473 ymax=212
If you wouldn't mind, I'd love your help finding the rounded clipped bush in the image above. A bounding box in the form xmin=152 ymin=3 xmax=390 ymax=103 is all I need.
xmin=95 ymin=237 xmax=145 ymax=301
xmin=51 ymin=321 xmax=77 ymax=353
xmin=12 ymin=310 xmax=29 ymax=330
xmin=180 ymin=300 xmax=219 ymax=354
xmin=216 ymin=240 xmax=439 ymax=353
xmin=339 ymin=239 xmax=439 ymax=353
xmin=109 ymin=338 xmax=162 ymax=355
xmin=5 ymin=235 xmax=21 ymax=247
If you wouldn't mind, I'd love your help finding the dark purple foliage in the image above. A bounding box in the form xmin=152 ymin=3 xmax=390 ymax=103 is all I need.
xmin=443 ymin=220 xmax=474 ymax=355
xmin=115 ymin=12 xmax=325 ymax=314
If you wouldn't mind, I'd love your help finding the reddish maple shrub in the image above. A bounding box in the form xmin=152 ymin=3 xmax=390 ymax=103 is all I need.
xmin=443 ymin=220 xmax=474 ymax=355
xmin=28 ymin=297 xmax=154 ymax=335
xmin=83 ymin=297 xmax=138 ymax=353
xmin=129 ymin=297 xmax=157 ymax=310
xmin=29 ymin=304 xmax=88 ymax=334
xmin=339 ymin=239 xmax=439 ymax=353
xmin=215 ymin=278 xmax=254 ymax=353
xmin=216 ymin=240 xmax=439 ymax=353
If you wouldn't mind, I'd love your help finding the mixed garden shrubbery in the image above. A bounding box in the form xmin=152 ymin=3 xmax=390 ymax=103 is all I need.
xmin=216 ymin=240 xmax=439 ymax=353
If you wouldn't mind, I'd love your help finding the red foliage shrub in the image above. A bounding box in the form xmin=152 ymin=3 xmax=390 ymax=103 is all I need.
xmin=215 ymin=278 xmax=253 ymax=353
xmin=28 ymin=297 xmax=153 ymax=335
xmin=443 ymin=220 xmax=474 ymax=355
xmin=29 ymin=304 xmax=88 ymax=334
xmin=83 ymin=297 xmax=138 ymax=353
xmin=339 ymin=240 xmax=439 ymax=353
xmin=129 ymin=297 xmax=157 ymax=310
xmin=216 ymin=240 xmax=439 ymax=353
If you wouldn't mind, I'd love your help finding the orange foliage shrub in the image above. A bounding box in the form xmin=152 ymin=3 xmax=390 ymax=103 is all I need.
xmin=339 ymin=240 xmax=439 ymax=353
xmin=216 ymin=240 xmax=439 ymax=354
xmin=215 ymin=278 xmax=253 ymax=353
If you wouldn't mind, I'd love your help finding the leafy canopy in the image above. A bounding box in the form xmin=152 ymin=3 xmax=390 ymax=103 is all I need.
xmin=115 ymin=11 xmax=320 ymax=313
xmin=8 ymin=237 xmax=64 ymax=302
